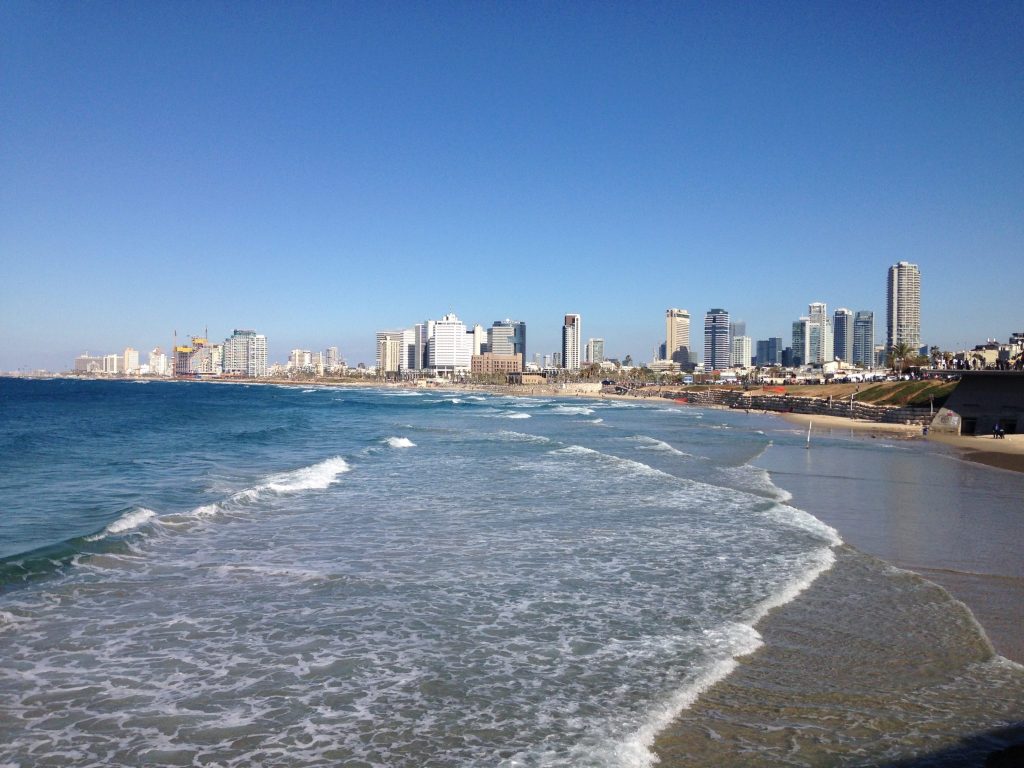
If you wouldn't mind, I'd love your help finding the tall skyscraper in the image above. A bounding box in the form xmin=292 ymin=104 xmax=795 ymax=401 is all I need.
xmin=703 ymin=308 xmax=730 ymax=371
xmin=887 ymin=261 xmax=921 ymax=351
xmin=665 ymin=309 xmax=691 ymax=366
xmin=488 ymin=320 xmax=527 ymax=367
xmin=807 ymin=302 xmax=833 ymax=365
xmin=853 ymin=311 xmax=875 ymax=368
xmin=585 ymin=338 xmax=605 ymax=364
xmin=833 ymin=308 xmax=853 ymax=363
xmin=791 ymin=317 xmax=810 ymax=367
xmin=562 ymin=314 xmax=581 ymax=371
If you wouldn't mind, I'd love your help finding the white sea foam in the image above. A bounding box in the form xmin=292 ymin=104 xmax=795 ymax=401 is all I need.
xmin=244 ymin=456 xmax=351 ymax=495
xmin=495 ymin=431 xmax=551 ymax=444
xmin=301 ymin=388 xmax=317 ymax=393
xmin=384 ymin=437 xmax=416 ymax=448
xmin=629 ymin=435 xmax=692 ymax=457
xmin=84 ymin=508 xmax=158 ymax=541
xmin=501 ymin=412 xmax=531 ymax=419
xmin=589 ymin=418 xmax=604 ymax=423
xmin=761 ymin=502 xmax=842 ymax=547
xmin=184 ymin=457 xmax=351 ymax=518
xmin=599 ymin=623 xmax=763 ymax=768
xmin=550 ymin=405 xmax=595 ymax=416
xmin=550 ymin=445 xmax=674 ymax=479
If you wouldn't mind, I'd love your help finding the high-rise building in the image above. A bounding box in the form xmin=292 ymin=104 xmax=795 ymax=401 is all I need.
xmin=729 ymin=320 xmax=746 ymax=339
xmin=665 ymin=309 xmax=691 ymax=366
xmin=731 ymin=336 xmax=752 ymax=368
xmin=791 ymin=318 xmax=810 ymax=367
xmin=853 ymin=311 xmax=875 ymax=368
xmin=887 ymin=261 xmax=921 ymax=351
xmin=470 ymin=324 xmax=486 ymax=357
xmin=833 ymin=308 xmax=853 ymax=363
xmin=586 ymin=338 xmax=605 ymax=365
xmin=428 ymin=313 xmax=473 ymax=372
xmin=325 ymin=346 xmax=341 ymax=371
xmin=123 ymin=347 xmax=140 ymax=375
xmin=376 ymin=331 xmax=405 ymax=374
xmin=148 ymin=347 xmax=169 ymax=376
xmin=414 ymin=321 xmax=434 ymax=371
xmin=756 ymin=337 xmax=783 ymax=367
xmin=807 ymin=302 xmax=833 ymax=365
xmin=704 ymin=309 xmax=730 ymax=371
xmin=222 ymin=330 xmax=267 ymax=377
xmin=562 ymin=314 xmax=581 ymax=371
xmin=289 ymin=349 xmax=314 ymax=370
xmin=488 ymin=320 xmax=527 ymax=367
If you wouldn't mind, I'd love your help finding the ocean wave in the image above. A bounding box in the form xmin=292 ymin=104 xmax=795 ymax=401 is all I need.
xmin=84 ymin=507 xmax=158 ymax=541
xmin=384 ymin=437 xmax=416 ymax=449
xmin=549 ymin=405 xmax=595 ymax=416
xmin=629 ymin=435 xmax=692 ymax=458
xmin=494 ymin=431 xmax=551 ymax=444
xmin=549 ymin=445 xmax=673 ymax=479
xmin=234 ymin=456 xmax=351 ymax=499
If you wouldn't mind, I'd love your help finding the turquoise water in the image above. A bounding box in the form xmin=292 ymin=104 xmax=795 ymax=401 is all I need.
xmin=0 ymin=378 xmax=1020 ymax=766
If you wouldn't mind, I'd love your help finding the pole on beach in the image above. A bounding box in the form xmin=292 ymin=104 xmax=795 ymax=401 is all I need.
xmin=806 ymin=420 xmax=812 ymax=449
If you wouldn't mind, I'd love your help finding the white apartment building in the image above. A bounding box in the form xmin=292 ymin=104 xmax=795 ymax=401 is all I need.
xmin=428 ymin=313 xmax=473 ymax=372
xmin=148 ymin=348 xmax=169 ymax=376
xmin=221 ymin=330 xmax=267 ymax=377
xmin=887 ymin=261 xmax=921 ymax=351
xmin=731 ymin=336 xmax=752 ymax=368
xmin=561 ymin=314 xmax=581 ymax=371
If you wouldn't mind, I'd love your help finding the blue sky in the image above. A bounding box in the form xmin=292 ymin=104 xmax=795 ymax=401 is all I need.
xmin=2 ymin=1 xmax=1021 ymax=370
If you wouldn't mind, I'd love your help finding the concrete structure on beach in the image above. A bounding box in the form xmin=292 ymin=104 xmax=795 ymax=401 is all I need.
xmin=931 ymin=372 xmax=1024 ymax=436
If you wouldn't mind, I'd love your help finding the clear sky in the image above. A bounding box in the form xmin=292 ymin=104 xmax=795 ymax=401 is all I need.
xmin=2 ymin=1 xmax=1021 ymax=370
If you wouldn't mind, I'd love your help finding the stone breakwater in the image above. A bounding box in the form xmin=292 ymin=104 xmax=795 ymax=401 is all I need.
xmin=663 ymin=388 xmax=934 ymax=425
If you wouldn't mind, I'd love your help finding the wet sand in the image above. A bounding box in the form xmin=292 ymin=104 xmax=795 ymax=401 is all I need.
xmin=779 ymin=411 xmax=1024 ymax=474
xmin=759 ymin=416 xmax=1024 ymax=664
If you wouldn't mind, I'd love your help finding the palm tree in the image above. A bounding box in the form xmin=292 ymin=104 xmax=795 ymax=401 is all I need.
xmin=889 ymin=342 xmax=914 ymax=375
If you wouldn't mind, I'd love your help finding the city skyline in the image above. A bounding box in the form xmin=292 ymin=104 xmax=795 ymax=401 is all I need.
xmin=2 ymin=3 xmax=1022 ymax=371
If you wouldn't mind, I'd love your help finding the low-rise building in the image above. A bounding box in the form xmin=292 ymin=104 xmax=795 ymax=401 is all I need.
xmin=471 ymin=353 xmax=523 ymax=375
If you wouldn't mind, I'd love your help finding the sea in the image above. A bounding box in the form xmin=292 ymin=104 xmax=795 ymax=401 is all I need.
xmin=0 ymin=377 xmax=1021 ymax=767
